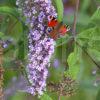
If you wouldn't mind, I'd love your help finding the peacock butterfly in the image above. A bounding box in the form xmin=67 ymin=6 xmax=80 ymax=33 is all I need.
xmin=47 ymin=16 xmax=70 ymax=40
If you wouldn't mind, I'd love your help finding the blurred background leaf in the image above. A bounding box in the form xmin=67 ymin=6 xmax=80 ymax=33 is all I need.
xmin=52 ymin=0 xmax=64 ymax=21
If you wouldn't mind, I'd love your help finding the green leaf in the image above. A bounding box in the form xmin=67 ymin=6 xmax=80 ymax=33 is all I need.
xmin=56 ymin=35 xmax=73 ymax=48
xmin=66 ymin=45 xmax=81 ymax=80
xmin=76 ymin=27 xmax=100 ymax=48
xmin=41 ymin=93 xmax=53 ymax=100
xmin=17 ymin=40 xmax=25 ymax=60
xmin=89 ymin=7 xmax=100 ymax=26
xmin=66 ymin=45 xmax=99 ymax=100
xmin=76 ymin=27 xmax=100 ymax=63
xmin=0 ymin=6 xmax=19 ymax=19
xmin=52 ymin=0 xmax=64 ymax=21
xmin=7 ymin=18 xmax=23 ymax=42
xmin=88 ymin=49 xmax=100 ymax=62
xmin=17 ymin=25 xmax=28 ymax=60
xmin=0 ymin=6 xmax=24 ymax=42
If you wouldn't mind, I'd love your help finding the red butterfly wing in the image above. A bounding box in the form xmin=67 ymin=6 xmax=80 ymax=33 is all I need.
xmin=48 ymin=16 xmax=58 ymax=27
xmin=48 ymin=20 xmax=58 ymax=27
xmin=59 ymin=25 xmax=70 ymax=36
xmin=49 ymin=30 xmax=58 ymax=40
xmin=59 ymin=25 xmax=67 ymax=35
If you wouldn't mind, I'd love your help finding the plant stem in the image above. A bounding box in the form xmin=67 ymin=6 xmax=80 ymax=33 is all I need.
xmin=72 ymin=0 xmax=80 ymax=36
xmin=58 ymin=90 xmax=62 ymax=100
xmin=58 ymin=95 xmax=60 ymax=100
xmin=0 ymin=43 xmax=4 ymax=100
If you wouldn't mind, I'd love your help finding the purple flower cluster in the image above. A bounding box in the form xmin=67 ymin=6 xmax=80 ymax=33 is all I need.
xmin=16 ymin=0 xmax=57 ymax=96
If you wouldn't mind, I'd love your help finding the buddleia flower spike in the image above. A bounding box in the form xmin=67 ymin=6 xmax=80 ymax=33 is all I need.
xmin=16 ymin=0 xmax=57 ymax=96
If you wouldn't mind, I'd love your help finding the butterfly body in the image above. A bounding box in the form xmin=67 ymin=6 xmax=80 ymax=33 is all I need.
xmin=47 ymin=16 xmax=70 ymax=40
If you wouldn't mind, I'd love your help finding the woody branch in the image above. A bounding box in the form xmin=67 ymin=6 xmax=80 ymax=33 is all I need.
xmin=0 ymin=42 xmax=4 ymax=100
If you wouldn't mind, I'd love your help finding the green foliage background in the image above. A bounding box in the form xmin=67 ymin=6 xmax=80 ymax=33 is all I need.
xmin=0 ymin=0 xmax=100 ymax=100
